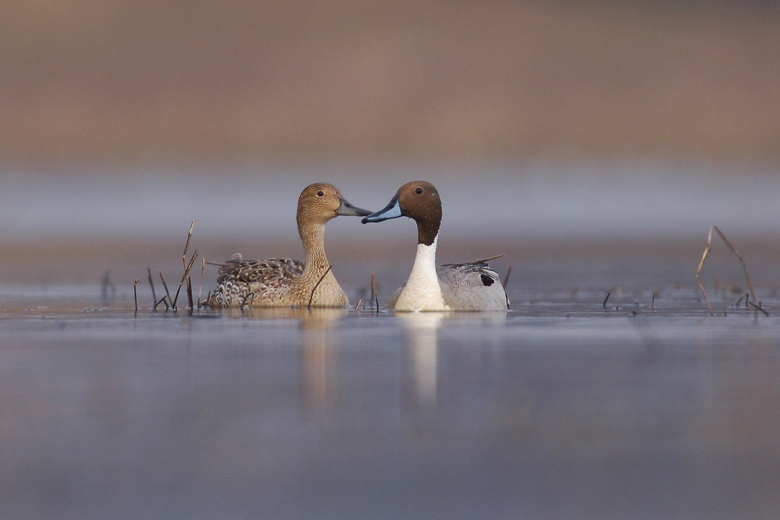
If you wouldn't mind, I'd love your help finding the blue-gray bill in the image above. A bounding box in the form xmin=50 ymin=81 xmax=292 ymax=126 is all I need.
xmin=336 ymin=199 xmax=372 ymax=217
xmin=361 ymin=196 xmax=403 ymax=223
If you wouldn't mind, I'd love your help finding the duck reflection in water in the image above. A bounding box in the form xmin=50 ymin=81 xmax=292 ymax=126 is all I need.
xmin=298 ymin=308 xmax=346 ymax=412
xmin=399 ymin=313 xmax=445 ymax=406
xmin=223 ymin=307 xmax=346 ymax=412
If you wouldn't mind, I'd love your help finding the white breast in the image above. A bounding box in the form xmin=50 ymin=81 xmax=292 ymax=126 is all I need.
xmin=394 ymin=237 xmax=450 ymax=312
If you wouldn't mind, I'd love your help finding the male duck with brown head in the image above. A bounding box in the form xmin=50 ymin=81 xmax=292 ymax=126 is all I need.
xmin=206 ymin=183 xmax=371 ymax=308
xmin=362 ymin=181 xmax=509 ymax=311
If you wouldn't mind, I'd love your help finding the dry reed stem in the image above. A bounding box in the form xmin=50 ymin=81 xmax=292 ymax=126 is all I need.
xmin=712 ymin=226 xmax=756 ymax=302
xmin=170 ymin=221 xmax=199 ymax=309
xmin=695 ymin=227 xmax=714 ymax=315
xmin=147 ymin=267 xmax=157 ymax=307
xmin=182 ymin=220 xmax=196 ymax=270
xmin=186 ymin=276 xmax=193 ymax=311
xmin=159 ymin=270 xmax=173 ymax=309
xmin=198 ymin=256 xmax=205 ymax=308
xmin=133 ymin=280 xmax=140 ymax=312
xmin=603 ymin=292 xmax=611 ymax=309
xmin=355 ymin=297 xmax=363 ymax=311
xmin=172 ymin=250 xmax=198 ymax=308
xmin=370 ymin=273 xmax=379 ymax=312
xmin=502 ymin=263 xmax=513 ymax=290
xmin=748 ymin=301 xmax=770 ymax=317
xmin=696 ymin=225 xmax=756 ymax=316
xmin=156 ymin=296 xmax=169 ymax=311
xmin=470 ymin=254 xmax=505 ymax=264
xmin=308 ymin=265 xmax=333 ymax=310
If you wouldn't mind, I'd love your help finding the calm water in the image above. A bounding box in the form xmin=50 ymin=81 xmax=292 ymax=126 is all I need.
xmin=1 ymin=162 xmax=779 ymax=518
xmin=0 ymin=282 xmax=779 ymax=520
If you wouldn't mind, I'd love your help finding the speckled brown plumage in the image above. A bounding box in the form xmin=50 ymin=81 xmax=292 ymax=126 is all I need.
xmin=205 ymin=256 xmax=305 ymax=308
xmin=204 ymin=183 xmax=370 ymax=308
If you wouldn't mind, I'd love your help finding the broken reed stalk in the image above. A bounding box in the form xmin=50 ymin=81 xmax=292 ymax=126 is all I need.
xmin=159 ymin=270 xmax=173 ymax=309
xmin=147 ymin=267 xmax=157 ymax=308
xmin=133 ymin=280 xmax=140 ymax=312
xmin=198 ymin=256 xmax=205 ymax=308
xmin=651 ymin=291 xmax=657 ymax=311
xmin=186 ymin=277 xmax=194 ymax=310
xmin=308 ymin=265 xmax=333 ymax=310
xmin=172 ymin=250 xmax=198 ymax=308
xmin=355 ymin=297 xmax=363 ymax=311
xmin=370 ymin=273 xmax=377 ymax=312
xmin=471 ymin=254 xmax=506 ymax=264
xmin=169 ymin=221 xmax=200 ymax=309
xmin=695 ymin=227 xmax=714 ymax=315
xmin=156 ymin=296 xmax=169 ymax=311
xmin=696 ymin=225 xmax=756 ymax=316
xmin=502 ymin=263 xmax=513 ymax=290
xmin=182 ymin=220 xmax=196 ymax=270
xmin=603 ymin=292 xmax=611 ymax=309
xmin=748 ymin=301 xmax=770 ymax=317
xmin=712 ymin=225 xmax=756 ymax=303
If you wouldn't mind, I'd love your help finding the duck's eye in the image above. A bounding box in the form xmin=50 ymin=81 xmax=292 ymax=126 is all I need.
xmin=317 ymin=191 xmax=325 ymax=197
xmin=415 ymin=187 xmax=423 ymax=194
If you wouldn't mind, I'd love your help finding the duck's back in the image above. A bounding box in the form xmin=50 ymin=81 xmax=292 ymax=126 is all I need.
xmin=206 ymin=256 xmax=305 ymax=307
xmin=436 ymin=262 xmax=509 ymax=311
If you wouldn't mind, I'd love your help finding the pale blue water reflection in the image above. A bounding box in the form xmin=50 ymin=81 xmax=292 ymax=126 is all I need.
xmin=0 ymin=305 xmax=778 ymax=519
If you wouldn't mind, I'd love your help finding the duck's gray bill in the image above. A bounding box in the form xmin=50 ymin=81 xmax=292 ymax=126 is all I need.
xmin=335 ymin=199 xmax=373 ymax=217
xmin=361 ymin=197 xmax=403 ymax=223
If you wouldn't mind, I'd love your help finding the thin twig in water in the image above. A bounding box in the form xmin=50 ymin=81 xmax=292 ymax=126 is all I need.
xmin=172 ymin=250 xmax=198 ymax=308
xmin=502 ymin=263 xmax=513 ymax=290
xmin=370 ymin=273 xmax=380 ymax=312
xmin=355 ymin=297 xmax=363 ymax=311
xmin=159 ymin=270 xmax=173 ymax=309
xmin=156 ymin=296 xmax=169 ymax=311
xmin=712 ymin=226 xmax=756 ymax=303
xmin=696 ymin=225 xmax=756 ymax=316
xmin=182 ymin=220 xmax=196 ymax=270
xmin=198 ymin=256 xmax=205 ymax=309
xmin=133 ymin=280 xmax=140 ymax=312
xmin=308 ymin=265 xmax=333 ymax=310
xmin=603 ymin=292 xmax=611 ymax=309
xmin=651 ymin=291 xmax=657 ymax=311
xmin=240 ymin=292 xmax=255 ymax=311
xmin=470 ymin=254 xmax=505 ymax=264
xmin=147 ymin=267 xmax=157 ymax=308
xmin=748 ymin=301 xmax=770 ymax=317
xmin=186 ymin=276 xmax=194 ymax=311
xmin=695 ymin=227 xmax=715 ymax=315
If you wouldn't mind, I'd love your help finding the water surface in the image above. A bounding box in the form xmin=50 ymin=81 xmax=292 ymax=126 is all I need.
xmin=1 ymin=283 xmax=778 ymax=520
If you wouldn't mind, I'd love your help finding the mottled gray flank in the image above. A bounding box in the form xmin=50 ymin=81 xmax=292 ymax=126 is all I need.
xmin=437 ymin=262 xmax=509 ymax=310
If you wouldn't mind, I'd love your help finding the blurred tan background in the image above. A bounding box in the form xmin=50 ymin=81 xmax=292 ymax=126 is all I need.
xmin=3 ymin=0 xmax=780 ymax=164
xmin=2 ymin=1 xmax=780 ymax=292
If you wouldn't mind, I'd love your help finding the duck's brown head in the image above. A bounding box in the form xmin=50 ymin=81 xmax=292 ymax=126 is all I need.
xmin=297 ymin=183 xmax=371 ymax=227
xmin=362 ymin=181 xmax=442 ymax=246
